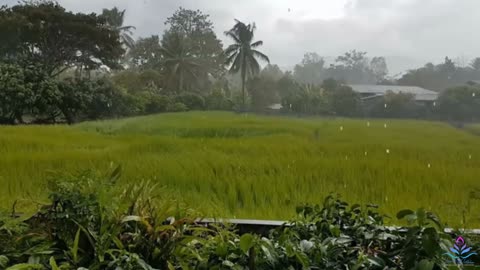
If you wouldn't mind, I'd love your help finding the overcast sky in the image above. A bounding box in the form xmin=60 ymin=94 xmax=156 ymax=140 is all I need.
xmin=3 ymin=0 xmax=479 ymax=75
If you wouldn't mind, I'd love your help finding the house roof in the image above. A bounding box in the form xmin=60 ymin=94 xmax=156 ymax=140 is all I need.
xmin=267 ymin=103 xmax=283 ymax=110
xmin=349 ymin=84 xmax=438 ymax=101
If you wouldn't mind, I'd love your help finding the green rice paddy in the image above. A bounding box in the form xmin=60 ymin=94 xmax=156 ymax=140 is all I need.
xmin=1 ymin=111 xmax=480 ymax=227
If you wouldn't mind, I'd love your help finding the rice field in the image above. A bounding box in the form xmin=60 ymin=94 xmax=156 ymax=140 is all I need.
xmin=1 ymin=111 xmax=480 ymax=227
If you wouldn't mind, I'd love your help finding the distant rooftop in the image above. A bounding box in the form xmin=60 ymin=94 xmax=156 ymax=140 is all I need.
xmin=349 ymin=84 xmax=438 ymax=101
xmin=266 ymin=103 xmax=283 ymax=110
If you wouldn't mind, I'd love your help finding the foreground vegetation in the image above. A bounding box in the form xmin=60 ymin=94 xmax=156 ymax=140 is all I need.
xmin=1 ymin=112 xmax=480 ymax=227
xmin=1 ymin=168 xmax=477 ymax=269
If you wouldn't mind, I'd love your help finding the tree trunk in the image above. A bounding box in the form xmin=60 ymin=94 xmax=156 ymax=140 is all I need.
xmin=179 ymin=71 xmax=184 ymax=93
xmin=241 ymin=58 xmax=247 ymax=112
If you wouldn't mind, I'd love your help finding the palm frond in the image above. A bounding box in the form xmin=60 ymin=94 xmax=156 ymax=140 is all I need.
xmin=224 ymin=44 xmax=240 ymax=57
xmin=250 ymin=41 xmax=263 ymax=48
xmin=224 ymin=30 xmax=241 ymax=44
xmin=228 ymin=50 xmax=243 ymax=73
xmin=247 ymin=54 xmax=261 ymax=76
xmin=121 ymin=34 xmax=136 ymax=49
xmin=224 ymin=51 xmax=239 ymax=67
xmin=252 ymin=50 xmax=270 ymax=63
xmin=249 ymin=23 xmax=257 ymax=39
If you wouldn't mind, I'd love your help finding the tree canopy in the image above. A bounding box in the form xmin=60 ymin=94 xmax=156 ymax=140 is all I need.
xmin=0 ymin=2 xmax=124 ymax=77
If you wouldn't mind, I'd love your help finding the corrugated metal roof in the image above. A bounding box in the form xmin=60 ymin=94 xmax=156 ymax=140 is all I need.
xmin=267 ymin=103 xmax=283 ymax=110
xmin=349 ymin=84 xmax=438 ymax=101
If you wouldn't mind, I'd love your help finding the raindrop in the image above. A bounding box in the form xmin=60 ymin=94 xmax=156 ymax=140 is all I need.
xmin=386 ymin=149 xmax=390 ymax=154
xmin=367 ymin=121 xmax=370 ymax=127
xmin=343 ymin=183 xmax=347 ymax=189
xmin=473 ymin=93 xmax=476 ymax=97
xmin=384 ymin=103 xmax=388 ymax=109
xmin=340 ymin=126 xmax=344 ymax=131
xmin=469 ymin=154 xmax=472 ymax=159
xmin=427 ymin=163 xmax=431 ymax=168
xmin=364 ymin=151 xmax=368 ymax=156
xmin=385 ymin=196 xmax=388 ymax=202
xmin=384 ymin=123 xmax=388 ymax=128
xmin=289 ymin=104 xmax=292 ymax=109
xmin=345 ymin=156 xmax=348 ymax=160
xmin=433 ymin=101 xmax=436 ymax=107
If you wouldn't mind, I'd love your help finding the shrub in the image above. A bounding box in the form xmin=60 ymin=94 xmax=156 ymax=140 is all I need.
xmin=367 ymin=91 xmax=425 ymax=118
xmin=144 ymin=94 xmax=171 ymax=114
xmin=168 ymin=102 xmax=188 ymax=112
xmin=327 ymin=85 xmax=362 ymax=117
xmin=0 ymin=63 xmax=57 ymax=124
xmin=205 ymin=89 xmax=233 ymax=110
xmin=282 ymin=84 xmax=330 ymax=115
xmin=175 ymin=92 xmax=205 ymax=110
xmin=85 ymin=78 xmax=128 ymax=119
xmin=436 ymin=86 xmax=480 ymax=122
xmin=247 ymin=77 xmax=279 ymax=112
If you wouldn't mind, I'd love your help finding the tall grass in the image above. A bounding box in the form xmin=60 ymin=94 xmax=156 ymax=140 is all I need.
xmin=1 ymin=111 xmax=480 ymax=227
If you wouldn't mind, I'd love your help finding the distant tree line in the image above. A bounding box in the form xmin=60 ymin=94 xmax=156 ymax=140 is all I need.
xmin=292 ymin=51 xmax=389 ymax=85
xmin=1 ymin=1 xmax=480 ymax=124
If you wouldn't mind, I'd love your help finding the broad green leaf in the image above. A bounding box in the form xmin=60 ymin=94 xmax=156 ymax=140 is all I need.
xmin=416 ymin=259 xmax=434 ymax=270
xmin=0 ymin=256 xmax=9 ymax=268
xmin=417 ymin=208 xmax=426 ymax=226
xmin=397 ymin=209 xmax=415 ymax=219
xmin=367 ymin=256 xmax=385 ymax=267
xmin=422 ymin=227 xmax=439 ymax=256
xmin=222 ymin=260 xmax=235 ymax=267
xmin=72 ymin=228 xmax=81 ymax=264
xmin=294 ymin=251 xmax=310 ymax=267
xmin=427 ymin=213 xmax=443 ymax=229
xmin=216 ymin=242 xmax=228 ymax=257
xmin=6 ymin=263 xmax=45 ymax=270
xmin=239 ymin=233 xmax=255 ymax=253
xmin=49 ymin=257 xmax=60 ymax=270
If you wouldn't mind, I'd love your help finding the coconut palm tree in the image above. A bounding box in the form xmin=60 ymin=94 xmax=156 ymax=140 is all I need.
xmin=224 ymin=20 xmax=270 ymax=110
xmin=160 ymin=32 xmax=200 ymax=93
xmin=101 ymin=7 xmax=136 ymax=49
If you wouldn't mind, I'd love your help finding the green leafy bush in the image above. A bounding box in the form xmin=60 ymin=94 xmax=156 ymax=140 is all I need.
xmin=205 ymin=89 xmax=233 ymax=111
xmin=143 ymin=93 xmax=171 ymax=114
xmin=168 ymin=102 xmax=188 ymax=112
xmin=437 ymin=86 xmax=480 ymax=122
xmin=367 ymin=91 xmax=425 ymax=119
xmin=175 ymin=92 xmax=205 ymax=110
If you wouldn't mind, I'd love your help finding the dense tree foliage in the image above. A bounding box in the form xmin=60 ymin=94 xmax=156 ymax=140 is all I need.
xmin=162 ymin=7 xmax=224 ymax=93
xmin=436 ymin=86 xmax=480 ymax=122
xmin=127 ymin=35 xmax=163 ymax=70
xmin=398 ymin=57 xmax=480 ymax=91
xmin=101 ymin=7 xmax=136 ymax=49
xmin=293 ymin=50 xmax=387 ymax=85
xmin=0 ymin=2 xmax=124 ymax=77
